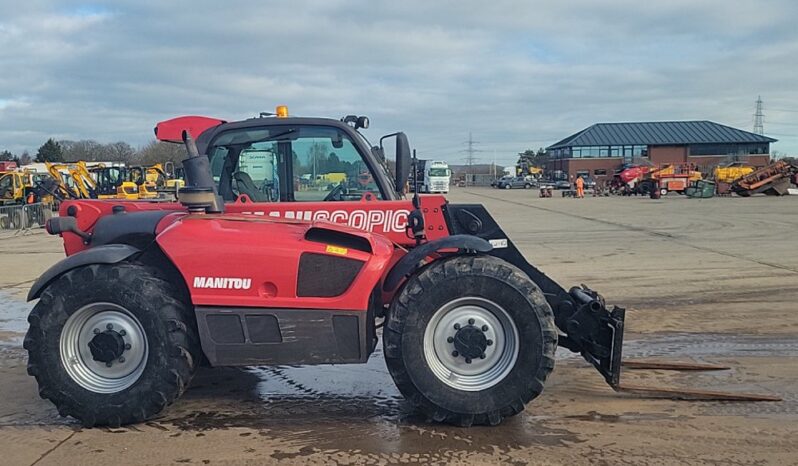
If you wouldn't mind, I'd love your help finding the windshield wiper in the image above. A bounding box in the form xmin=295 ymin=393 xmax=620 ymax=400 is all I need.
xmin=222 ymin=129 xmax=297 ymax=148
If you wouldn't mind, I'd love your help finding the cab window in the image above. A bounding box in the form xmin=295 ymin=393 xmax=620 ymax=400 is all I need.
xmin=208 ymin=125 xmax=383 ymax=202
xmin=0 ymin=175 xmax=13 ymax=200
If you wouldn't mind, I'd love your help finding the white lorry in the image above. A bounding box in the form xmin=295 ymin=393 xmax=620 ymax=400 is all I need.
xmin=420 ymin=160 xmax=451 ymax=193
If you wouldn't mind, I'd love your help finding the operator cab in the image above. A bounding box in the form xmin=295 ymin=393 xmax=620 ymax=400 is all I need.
xmin=158 ymin=107 xmax=412 ymax=204
xmin=208 ymin=124 xmax=384 ymax=203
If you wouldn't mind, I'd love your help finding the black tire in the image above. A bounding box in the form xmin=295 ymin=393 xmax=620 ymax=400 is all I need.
xmin=504 ymin=184 xmax=511 ymax=189
xmin=24 ymin=263 xmax=200 ymax=427
xmin=383 ymin=255 xmax=557 ymax=426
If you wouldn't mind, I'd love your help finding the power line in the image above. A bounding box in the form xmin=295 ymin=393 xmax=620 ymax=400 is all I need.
xmin=753 ymin=96 xmax=764 ymax=135
xmin=459 ymin=132 xmax=484 ymax=186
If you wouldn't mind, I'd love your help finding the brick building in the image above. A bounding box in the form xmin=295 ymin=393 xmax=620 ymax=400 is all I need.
xmin=545 ymin=121 xmax=776 ymax=181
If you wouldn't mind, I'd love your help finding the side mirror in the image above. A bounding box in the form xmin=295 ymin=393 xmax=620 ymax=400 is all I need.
xmin=380 ymin=132 xmax=412 ymax=195
xmin=394 ymin=133 xmax=411 ymax=195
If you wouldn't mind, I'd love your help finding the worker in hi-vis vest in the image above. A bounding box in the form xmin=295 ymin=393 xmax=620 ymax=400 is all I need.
xmin=575 ymin=175 xmax=585 ymax=198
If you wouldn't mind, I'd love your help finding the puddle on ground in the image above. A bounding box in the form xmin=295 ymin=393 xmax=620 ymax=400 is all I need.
xmin=564 ymin=410 xmax=690 ymax=423
xmin=160 ymin=359 xmax=575 ymax=460
xmin=0 ymin=290 xmax=31 ymax=346
xmin=621 ymin=333 xmax=798 ymax=359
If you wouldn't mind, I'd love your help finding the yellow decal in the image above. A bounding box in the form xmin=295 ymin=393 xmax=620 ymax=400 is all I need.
xmin=326 ymin=245 xmax=348 ymax=255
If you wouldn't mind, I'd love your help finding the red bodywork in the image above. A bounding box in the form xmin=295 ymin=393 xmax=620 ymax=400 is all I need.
xmin=154 ymin=116 xmax=226 ymax=142
xmin=617 ymin=166 xmax=650 ymax=184
xmin=57 ymin=195 xmax=451 ymax=310
xmin=59 ymin=196 xmax=449 ymax=255
xmin=158 ymin=214 xmax=394 ymax=311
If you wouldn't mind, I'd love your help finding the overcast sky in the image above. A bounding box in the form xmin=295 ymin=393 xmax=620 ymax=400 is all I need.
xmin=1 ymin=0 xmax=796 ymax=165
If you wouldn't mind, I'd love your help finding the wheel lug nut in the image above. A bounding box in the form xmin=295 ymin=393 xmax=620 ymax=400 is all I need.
xmin=125 ymin=343 xmax=131 ymax=350
xmin=447 ymin=337 xmax=454 ymax=343
xmin=105 ymin=362 xmax=113 ymax=367
xmin=106 ymin=323 xmax=114 ymax=330
xmin=487 ymin=339 xmax=493 ymax=346
xmin=452 ymin=351 xmax=459 ymax=357
xmin=453 ymin=323 xmax=460 ymax=330
xmin=465 ymin=358 xmax=472 ymax=364
xmin=119 ymin=330 xmax=126 ymax=336
xmin=93 ymin=328 xmax=100 ymax=334
xmin=118 ymin=357 xmax=125 ymax=363
xmin=481 ymin=325 xmax=488 ymax=332
xmin=480 ymin=353 xmax=486 ymax=359
xmin=468 ymin=318 xmax=475 ymax=325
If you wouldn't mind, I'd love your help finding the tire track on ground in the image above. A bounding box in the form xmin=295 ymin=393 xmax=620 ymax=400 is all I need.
xmin=464 ymin=191 xmax=798 ymax=274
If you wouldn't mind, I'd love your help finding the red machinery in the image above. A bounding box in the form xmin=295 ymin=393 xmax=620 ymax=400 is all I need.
xmin=24 ymin=110 xmax=776 ymax=428
xmin=731 ymin=160 xmax=798 ymax=196
xmin=614 ymin=164 xmax=702 ymax=196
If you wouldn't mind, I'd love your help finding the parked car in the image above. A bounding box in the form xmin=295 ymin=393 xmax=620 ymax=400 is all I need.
xmin=554 ymin=180 xmax=571 ymax=190
xmin=580 ymin=177 xmax=596 ymax=189
xmin=497 ymin=176 xmax=534 ymax=189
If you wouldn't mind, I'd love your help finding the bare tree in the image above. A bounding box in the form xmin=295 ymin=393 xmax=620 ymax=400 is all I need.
xmin=60 ymin=140 xmax=106 ymax=162
xmin=106 ymin=142 xmax=136 ymax=163
xmin=135 ymin=140 xmax=187 ymax=167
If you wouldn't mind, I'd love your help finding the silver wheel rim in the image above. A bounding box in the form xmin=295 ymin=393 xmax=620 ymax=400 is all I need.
xmin=423 ymin=297 xmax=519 ymax=391
xmin=59 ymin=302 xmax=148 ymax=394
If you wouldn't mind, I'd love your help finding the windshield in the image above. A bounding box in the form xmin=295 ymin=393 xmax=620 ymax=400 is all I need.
xmin=208 ymin=125 xmax=386 ymax=202
xmin=429 ymin=168 xmax=450 ymax=177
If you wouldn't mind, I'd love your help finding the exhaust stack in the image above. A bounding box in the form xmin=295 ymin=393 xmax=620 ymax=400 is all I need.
xmin=178 ymin=130 xmax=224 ymax=214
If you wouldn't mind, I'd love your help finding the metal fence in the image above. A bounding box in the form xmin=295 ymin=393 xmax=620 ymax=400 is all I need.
xmin=0 ymin=203 xmax=53 ymax=238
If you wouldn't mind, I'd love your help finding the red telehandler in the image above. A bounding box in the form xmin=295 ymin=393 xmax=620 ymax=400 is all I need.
xmin=25 ymin=109 xmax=772 ymax=428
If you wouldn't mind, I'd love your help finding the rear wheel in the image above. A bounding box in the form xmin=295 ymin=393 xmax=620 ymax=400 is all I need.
xmin=384 ymin=255 xmax=557 ymax=426
xmin=504 ymin=184 xmax=511 ymax=189
xmin=25 ymin=263 xmax=200 ymax=427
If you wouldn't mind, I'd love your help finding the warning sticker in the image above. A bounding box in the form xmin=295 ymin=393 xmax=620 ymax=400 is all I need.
xmin=326 ymin=245 xmax=348 ymax=255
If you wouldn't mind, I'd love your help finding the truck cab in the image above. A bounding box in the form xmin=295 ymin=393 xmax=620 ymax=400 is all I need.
xmin=423 ymin=160 xmax=451 ymax=194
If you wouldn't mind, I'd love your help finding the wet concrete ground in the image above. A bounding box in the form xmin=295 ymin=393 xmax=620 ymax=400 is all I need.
xmin=1 ymin=189 xmax=797 ymax=465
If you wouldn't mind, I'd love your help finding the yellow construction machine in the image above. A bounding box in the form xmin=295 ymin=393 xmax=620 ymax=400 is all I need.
xmin=714 ymin=162 xmax=755 ymax=184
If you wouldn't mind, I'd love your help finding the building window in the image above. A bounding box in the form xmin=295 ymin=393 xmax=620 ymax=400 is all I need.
xmin=610 ymin=147 xmax=620 ymax=157
xmin=689 ymin=143 xmax=769 ymax=156
xmin=594 ymin=169 xmax=607 ymax=176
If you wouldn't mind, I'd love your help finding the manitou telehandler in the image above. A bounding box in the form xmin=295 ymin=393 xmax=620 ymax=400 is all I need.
xmin=31 ymin=108 xmax=761 ymax=428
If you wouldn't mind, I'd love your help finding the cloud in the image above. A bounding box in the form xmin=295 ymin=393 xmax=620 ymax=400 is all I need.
xmin=0 ymin=0 xmax=796 ymax=163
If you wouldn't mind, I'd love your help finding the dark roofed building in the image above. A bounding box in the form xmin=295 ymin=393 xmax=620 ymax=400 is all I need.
xmin=545 ymin=121 xmax=776 ymax=181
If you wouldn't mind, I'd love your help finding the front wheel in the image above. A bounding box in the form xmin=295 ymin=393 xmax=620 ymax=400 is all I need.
xmin=384 ymin=255 xmax=557 ymax=426
xmin=504 ymin=184 xmax=511 ymax=189
xmin=25 ymin=263 xmax=200 ymax=427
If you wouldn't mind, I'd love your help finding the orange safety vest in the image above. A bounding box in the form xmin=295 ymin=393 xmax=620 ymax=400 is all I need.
xmin=576 ymin=178 xmax=584 ymax=189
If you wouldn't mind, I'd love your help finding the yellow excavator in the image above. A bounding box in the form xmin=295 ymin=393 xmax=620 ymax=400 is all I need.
xmin=89 ymin=165 xmax=140 ymax=200
xmin=68 ymin=162 xmax=100 ymax=199
xmin=1 ymin=170 xmax=57 ymax=207
xmin=0 ymin=171 xmax=28 ymax=206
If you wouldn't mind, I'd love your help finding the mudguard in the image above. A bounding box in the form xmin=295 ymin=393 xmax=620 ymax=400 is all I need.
xmin=27 ymin=244 xmax=141 ymax=301
xmin=382 ymin=234 xmax=492 ymax=292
